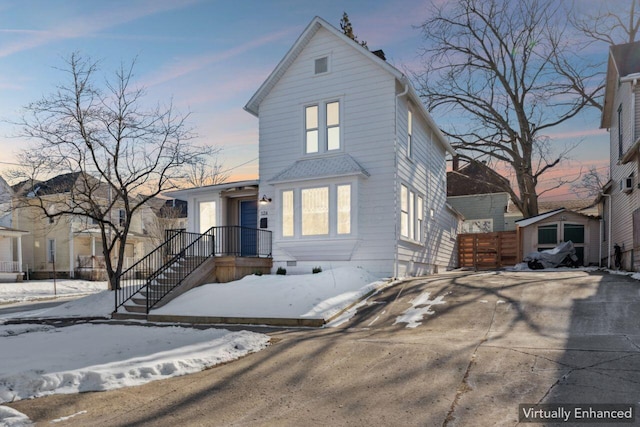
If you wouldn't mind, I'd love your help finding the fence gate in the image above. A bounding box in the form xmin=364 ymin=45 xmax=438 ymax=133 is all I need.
xmin=457 ymin=231 xmax=518 ymax=270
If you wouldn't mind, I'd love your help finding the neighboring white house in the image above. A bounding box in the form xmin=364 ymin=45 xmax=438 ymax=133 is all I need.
xmin=0 ymin=176 xmax=27 ymax=282
xmin=599 ymin=41 xmax=640 ymax=270
xmin=170 ymin=16 xmax=459 ymax=277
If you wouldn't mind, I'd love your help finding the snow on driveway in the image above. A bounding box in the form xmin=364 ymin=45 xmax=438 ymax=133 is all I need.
xmin=0 ymin=267 xmax=388 ymax=426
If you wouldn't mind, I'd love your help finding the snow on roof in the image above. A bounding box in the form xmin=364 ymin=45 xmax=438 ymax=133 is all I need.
xmin=515 ymin=208 xmax=565 ymax=227
xmin=269 ymin=154 xmax=370 ymax=184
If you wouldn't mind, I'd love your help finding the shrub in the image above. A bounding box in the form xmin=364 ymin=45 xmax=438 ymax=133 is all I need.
xmin=276 ymin=267 xmax=287 ymax=275
xmin=312 ymin=266 xmax=322 ymax=274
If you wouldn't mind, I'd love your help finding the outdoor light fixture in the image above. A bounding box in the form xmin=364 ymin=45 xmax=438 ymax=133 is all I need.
xmin=259 ymin=195 xmax=272 ymax=205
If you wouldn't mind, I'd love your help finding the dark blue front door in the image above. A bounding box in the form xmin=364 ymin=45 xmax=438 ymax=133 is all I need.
xmin=240 ymin=200 xmax=258 ymax=256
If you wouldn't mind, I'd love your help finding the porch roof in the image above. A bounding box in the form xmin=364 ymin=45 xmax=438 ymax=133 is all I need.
xmin=0 ymin=226 xmax=29 ymax=237
xmin=163 ymin=179 xmax=260 ymax=198
xmin=269 ymin=154 xmax=370 ymax=184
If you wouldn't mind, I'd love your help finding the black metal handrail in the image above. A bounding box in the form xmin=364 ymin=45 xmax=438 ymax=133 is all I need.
xmin=114 ymin=226 xmax=271 ymax=315
xmin=145 ymin=229 xmax=215 ymax=311
xmin=114 ymin=228 xmax=214 ymax=313
xmin=210 ymin=226 xmax=272 ymax=258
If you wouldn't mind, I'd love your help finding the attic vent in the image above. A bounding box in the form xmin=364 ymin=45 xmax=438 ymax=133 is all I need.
xmin=314 ymin=56 xmax=328 ymax=74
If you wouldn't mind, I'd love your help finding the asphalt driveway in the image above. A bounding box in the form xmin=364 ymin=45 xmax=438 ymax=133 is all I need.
xmin=7 ymin=270 xmax=640 ymax=426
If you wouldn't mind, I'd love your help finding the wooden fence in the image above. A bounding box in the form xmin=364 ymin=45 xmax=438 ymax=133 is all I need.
xmin=457 ymin=231 xmax=519 ymax=270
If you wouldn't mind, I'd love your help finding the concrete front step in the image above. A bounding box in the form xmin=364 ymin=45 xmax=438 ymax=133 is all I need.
xmin=122 ymin=303 xmax=147 ymax=314
xmin=112 ymin=311 xmax=147 ymax=321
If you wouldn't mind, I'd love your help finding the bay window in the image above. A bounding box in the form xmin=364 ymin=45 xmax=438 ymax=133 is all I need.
xmin=302 ymin=187 xmax=329 ymax=235
xmin=281 ymin=183 xmax=353 ymax=238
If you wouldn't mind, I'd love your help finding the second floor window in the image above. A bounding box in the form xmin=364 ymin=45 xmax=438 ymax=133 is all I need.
xmin=119 ymin=209 xmax=126 ymax=227
xmin=305 ymin=100 xmax=340 ymax=154
xmin=618 ymin=104 xmax=623 ymax=159
xmin=407 ymin=110 xmax=413 ymax=158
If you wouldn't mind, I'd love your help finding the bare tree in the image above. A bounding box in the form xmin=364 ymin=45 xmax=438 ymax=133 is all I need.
xmin=571 ymin=165 xmax=609 ymax=199
xmin=571 ymin=0 xmax=640 ymax=46
xmin=11 ymin=53 xmax=212 ymax=290
xmin=415 ymin=0 xmax=603 ymax=217
xmin=184 ymin=152 xmax=230 ymax=188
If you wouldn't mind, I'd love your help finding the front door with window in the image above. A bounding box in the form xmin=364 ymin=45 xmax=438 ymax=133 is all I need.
xmin=240 ymin=200 xmax=258 ymax=256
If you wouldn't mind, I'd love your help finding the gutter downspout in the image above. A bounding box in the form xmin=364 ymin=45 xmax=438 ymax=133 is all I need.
xmin=394 ymin=81 xmax=410 ymax=278
xmin=601 ymin=193 xmax=612 ymax=269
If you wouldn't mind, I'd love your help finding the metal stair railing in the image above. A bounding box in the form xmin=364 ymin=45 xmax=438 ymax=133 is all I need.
xmin=114 ymin=228 xmax=214 ymax=314
xmin=144 ymin=229 xmax=215 ymax=312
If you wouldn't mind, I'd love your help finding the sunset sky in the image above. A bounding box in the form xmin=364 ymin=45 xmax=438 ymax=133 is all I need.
xmin=0 ymin=0 xmax=613 ymax=201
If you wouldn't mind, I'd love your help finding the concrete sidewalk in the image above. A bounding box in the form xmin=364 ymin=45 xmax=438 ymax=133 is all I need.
xmin=7 ymin=270 xmax=640 ymax=426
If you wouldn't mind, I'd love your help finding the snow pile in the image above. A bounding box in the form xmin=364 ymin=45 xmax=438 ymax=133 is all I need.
xmin=394 ymin=291 xmax=446 ymax=328
xmin=0 ymin=279 xmax=107 ymax=304
xmin=153 ymin=266 xmax=386 ymax=320
xmin=1 ymin=290 xmax=115 ymax=321
xmin=0 ymin=323 xmax=269 ymax=403
xmin=0 ymin=405 xmax=31 ymax=427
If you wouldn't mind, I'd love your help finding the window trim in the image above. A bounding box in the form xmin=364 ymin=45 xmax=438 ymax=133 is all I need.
xmin=407 ymin=109 xmax=413 ymax=158
xmin=303 ymin=99 xmax=343 ymax=155
xmin=618 ymin=104 xmax=624 ymax=159
xmin=400 ymin=183 xmax=425 ymax=243
xmin=47 ymin=238 xmax=56 ymax=263
xmin=313 ymin=54 xmax=331 ymax=76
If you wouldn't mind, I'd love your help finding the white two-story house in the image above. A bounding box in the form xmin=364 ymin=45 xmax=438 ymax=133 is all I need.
xmin=244 ymin=16 xmax=459 ymax=277
xmin=600 ymin=40 xmax=640 ymax=270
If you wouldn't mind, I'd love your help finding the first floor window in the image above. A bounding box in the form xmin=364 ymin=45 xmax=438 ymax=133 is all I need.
xmin=401 ymin=185 xmax=409 ymax=237
xmin=47 ymin=239 xmax=56 ymax=263
xmin=199 ymin=201 xmax=216 ymax=234
xmin=282 ymin=190 xmax=294 ymax=237
xmin=400 ymin=184 xmax=424 ymax=242
xmin=280 ymin=183 xmax=353 ymax=238
xmin=538 ymin=224 xmax=557 ymax=245
xmin=416 ymin=196 xmax=423 ymax=241
xmin=302 ymin=187 xmax=329 ymax=235
xmin=337 ymin=185 xmax=351 ymax=234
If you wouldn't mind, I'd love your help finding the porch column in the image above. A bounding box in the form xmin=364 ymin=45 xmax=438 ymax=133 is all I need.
xmin=91 ymin=236 xmax=96 ymax=269
xmin=68 ymin=230 xmax=74 ymax=278
xmin=17 ymin=236 xmax=22 ymax=273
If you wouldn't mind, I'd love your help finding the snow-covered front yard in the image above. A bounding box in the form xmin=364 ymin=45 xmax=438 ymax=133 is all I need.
xmin=0 ymin=267 xmax=388 ymax=426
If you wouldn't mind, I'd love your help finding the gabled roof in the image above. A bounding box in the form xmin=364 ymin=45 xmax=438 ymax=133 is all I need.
xmin=269 ymin=154 xmax=369 ymax=184
xmin=243 ymin=16 xmax=455 ymax=156
xmin=515 ymin=207 xmax=598 ymax=228
xmin=447 ymin=160 xmax=510 ymax=197
xmin=601 ymin=41 xmax=640 ymax=129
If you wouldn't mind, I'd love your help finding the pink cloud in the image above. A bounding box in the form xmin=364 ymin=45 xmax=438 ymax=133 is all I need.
xmin=141 ymin=28 xmax=298 ymax=89
xmin=0 ymin=0 xmax=202 ymax=58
